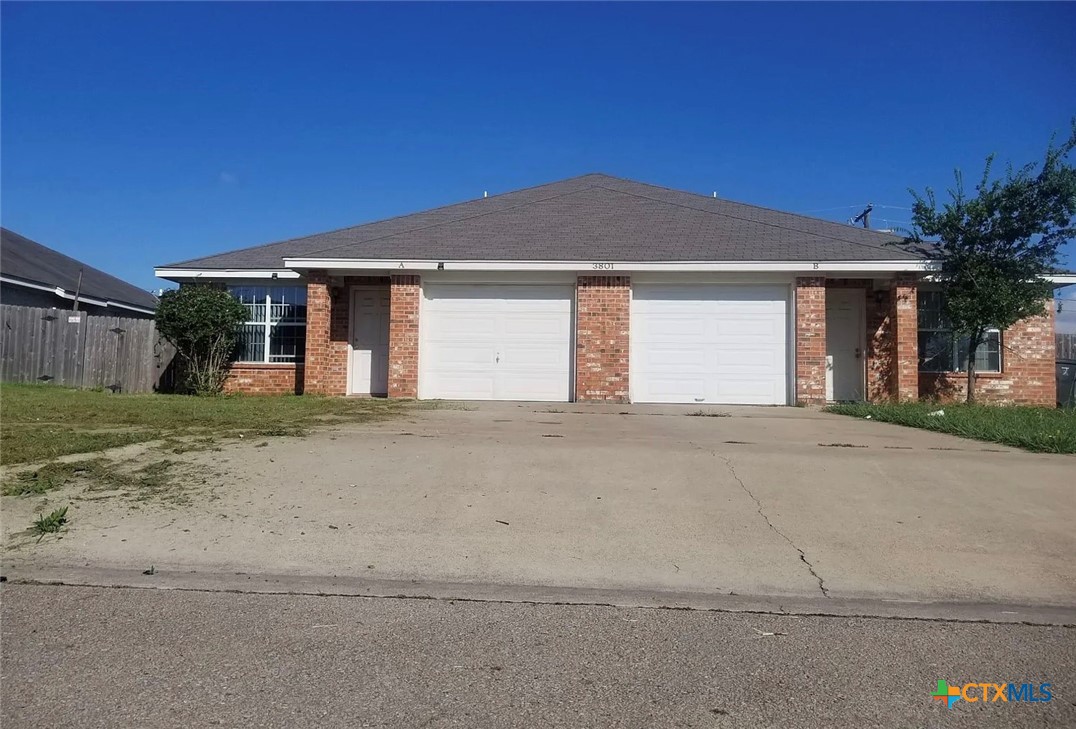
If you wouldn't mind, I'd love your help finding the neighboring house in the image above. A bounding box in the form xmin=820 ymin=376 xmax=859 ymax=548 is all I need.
xmin=155 ymin=173 xmax=1075 ymax=404
xmin=1 ymin=228 xmax=158 ymax=317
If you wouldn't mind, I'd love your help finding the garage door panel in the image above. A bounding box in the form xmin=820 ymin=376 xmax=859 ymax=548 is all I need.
xmin=712 ymin=315 xmax=783 ymax=338
xmin=638 ymin=315 xmax=708 ymax=340
xmin=431 ymin=314 xmax=499 ymax=338
xmin=637 ymin=375 xmax=710 ymax=402
xmin=500 ymin=313 xmax=570 ymax=340
xmin=713 ymin=347 xmax=783 ymax=370
xmin=499 ymin=345 xmax=569 ymax=369
xmin=632 ymin=284 xmax=789 ymax=405
xmin=713 ymin=382 xmax=784 ymax=404
xmin=425 ymin=374 xmax=497 ymax=400
xmin=639 ymin=344 xmax=707 ymax=370
xmin=427 ymin=343 xmax=496 ymax=367
xmin=421 ymin=284 xmax=573 ymax=401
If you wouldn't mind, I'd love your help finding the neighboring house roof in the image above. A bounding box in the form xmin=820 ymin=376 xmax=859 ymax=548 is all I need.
xmin=1 ymin=228 xmax=158 ymax=312
xmin=161 ymin=173 xmax=929 ymax=270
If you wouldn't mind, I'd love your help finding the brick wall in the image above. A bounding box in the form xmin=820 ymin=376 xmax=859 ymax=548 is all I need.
xmin=794 ymin=276 xmax=826 ymax=405
xmin=223 ymin=364 xmax=304 ymax=395
xmin=296 ymin=273 xmax=391 ymax=396
xmin=920 ymin=301 xmax=1056 ymax=405
xmin=891 ymin=275 xmax=919 ymax=401
xmin=302 ymin=271 xmax=337 ymax=395
xmin=387 ymin=274 xmax=420 ymax=398
xmin=575 ymin=275 xmax=630 ymax=403
xmin=865 ymin=287 xmax=894 ymax=402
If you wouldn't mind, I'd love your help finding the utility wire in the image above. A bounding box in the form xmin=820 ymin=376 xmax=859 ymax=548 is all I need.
xmin=795 ymin=204 xmax=867 ymax=214
xmin=797 ymin=203 xmax=914 ymax=215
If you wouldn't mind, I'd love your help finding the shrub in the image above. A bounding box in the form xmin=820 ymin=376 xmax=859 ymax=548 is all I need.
xmin=156 ymin=285 xmax=248 ymax=395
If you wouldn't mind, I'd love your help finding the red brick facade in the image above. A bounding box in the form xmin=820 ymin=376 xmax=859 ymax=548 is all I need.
xmin=865 ymin=286 xmax=895 ymax=403
xmin=224 ymin=364 xmax=304 ymax=395
xmin=302 ymin=271 xmax=342 ymax=395
xmin=575 ymin=275 xmax=630 ymax=403
xmin=919 ymin=301 xmax=1056 ymax=405
xmin=794 ymin=276 xmax=827 ymax=405
xmin=387 ymin=274 xmax=421 ymax=398
xmin=302 ymin=273 xmax=390 ymax=396
xmin=891 ymin=275 xmax=919 ymax=401
xmin=224 ymin=272 xmax=1055 ymax=407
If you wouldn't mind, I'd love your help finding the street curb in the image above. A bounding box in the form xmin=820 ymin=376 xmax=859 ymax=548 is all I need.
xmin=4 ymin=566 xmax=1074 ymax=626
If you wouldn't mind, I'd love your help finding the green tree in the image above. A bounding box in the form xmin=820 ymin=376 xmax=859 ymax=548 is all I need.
xmin=156 ymin=285 xmax=248 ymax=395
xmin=907 ymin=122 xmax=1076 ymax=403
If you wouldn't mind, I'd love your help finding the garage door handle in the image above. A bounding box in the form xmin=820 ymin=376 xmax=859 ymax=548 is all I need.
xmin=495 ymin=354 xmax=500 ymax=363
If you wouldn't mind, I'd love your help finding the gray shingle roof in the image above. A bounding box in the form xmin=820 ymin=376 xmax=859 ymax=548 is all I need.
xmin=2 ymin=228 xmax=159 ymax=310
xmin=162 ymin=173 xmax=928 ymax=269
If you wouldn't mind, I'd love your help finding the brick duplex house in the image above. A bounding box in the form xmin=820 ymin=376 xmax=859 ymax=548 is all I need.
xmin=156 ymin=174 xmax=1073 ymax=405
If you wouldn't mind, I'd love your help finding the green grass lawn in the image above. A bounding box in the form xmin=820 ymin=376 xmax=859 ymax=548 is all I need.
xmin=824 ymin=401 xmax=1076 ymax=454
xmin=0 ymin=383 xmax=420 ymax=466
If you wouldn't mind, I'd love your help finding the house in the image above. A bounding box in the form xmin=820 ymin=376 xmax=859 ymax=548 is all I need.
xmin=155 ymin=173 xmax=1073 ymax=404
xmin=1 ymin=228 xmax=158 ymax=318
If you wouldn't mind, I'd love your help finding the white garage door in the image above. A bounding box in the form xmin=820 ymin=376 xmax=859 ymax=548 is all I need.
xmin=420 ymin=284 xmax=574 ymax=401
xmin=631 ymin=284 xmax=789 ymax=405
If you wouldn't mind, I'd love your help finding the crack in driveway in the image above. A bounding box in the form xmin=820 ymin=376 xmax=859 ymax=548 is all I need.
xmin=717 ymin=453 xmax=830 ymax=598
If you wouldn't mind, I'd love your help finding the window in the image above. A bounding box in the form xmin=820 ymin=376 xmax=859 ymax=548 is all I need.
xmin=917 ymin=290 xmax=1000 ymax=373
xmin=229 ymin=286 xmax=307 ymax=363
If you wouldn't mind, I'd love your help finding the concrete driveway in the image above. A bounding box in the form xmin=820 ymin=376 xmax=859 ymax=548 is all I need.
xmin=3 ymin=403 xmax=1074 ymax=611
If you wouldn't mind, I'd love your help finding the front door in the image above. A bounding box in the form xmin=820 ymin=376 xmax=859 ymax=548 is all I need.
xmin=349 ymin=287 xmax=390 ymax=395
xmin=825 ymin=288 xmax=865 ymax=402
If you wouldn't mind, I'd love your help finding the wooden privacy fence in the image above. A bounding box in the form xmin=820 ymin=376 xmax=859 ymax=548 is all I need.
xmin=1058 ymin=333 xmax=1076 ymax=362
xmin=0 ymin=305 xmax=175 ymax=393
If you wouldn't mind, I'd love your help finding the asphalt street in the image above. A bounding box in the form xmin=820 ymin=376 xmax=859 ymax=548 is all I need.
xmin=2 ymin=584 xmax=1074 ymax=728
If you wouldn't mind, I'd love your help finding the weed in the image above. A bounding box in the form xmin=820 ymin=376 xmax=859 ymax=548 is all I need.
xmin=686 ymin=410 xmax=730 ymax=417
xmin=32 ymin=506 xmax=68 ymax=538
xmin=5 ymin=457 xmax=191 ymax=505
xmin=253 ymin=425 xmax=307 ymax=438
xmin=0 ymin=459 xmax=124 ymax=496
xmin=158 ymin=436 xmax=218 ymax=455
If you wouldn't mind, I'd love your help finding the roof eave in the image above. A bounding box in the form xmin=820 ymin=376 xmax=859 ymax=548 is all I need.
xmin=281 ymin=258 xmax=938 ymax=273
xmin=154 ymin=268 xmax=302 ymax=283
xmin=0 ymin=274 xmax=157 ymax=314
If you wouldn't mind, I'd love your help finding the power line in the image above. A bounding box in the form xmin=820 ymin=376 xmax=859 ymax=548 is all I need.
xmin=795 ymin=204 xmax=867 ymax=214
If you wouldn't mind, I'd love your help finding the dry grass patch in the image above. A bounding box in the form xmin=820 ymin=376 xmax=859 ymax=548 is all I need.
xmin=0 ymin=383 xmax=426 ymax=465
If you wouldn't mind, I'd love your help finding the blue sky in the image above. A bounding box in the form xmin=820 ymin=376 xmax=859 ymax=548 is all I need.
xmin=2 ymin=1 xmax=1074 ymax=323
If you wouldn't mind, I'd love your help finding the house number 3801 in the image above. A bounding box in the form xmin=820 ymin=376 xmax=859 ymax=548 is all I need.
xmin=592 ymin=262 xmax=614 ymax=270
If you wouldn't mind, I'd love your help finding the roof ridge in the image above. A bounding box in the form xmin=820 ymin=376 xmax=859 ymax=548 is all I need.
xmin=296 ymin=184 xmax=602 ymax=259
xmin=593 ymin=177 xmax=907 ymax=240
xmin=162 ymin=173 xmax=608 ymax=268
xmin=589 ymin=181 xmax=904 ymax=256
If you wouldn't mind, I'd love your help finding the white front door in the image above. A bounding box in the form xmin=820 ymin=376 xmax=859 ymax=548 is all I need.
xmin=825 ymin=288 xmax=865 ymax=402
xmin=631 ymin=284 xmax=789 ymax=405
xmin=420 ymin=283 xmax=574 ymax=401
xmin=349 ymin=287 xmax=390 ymax=395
